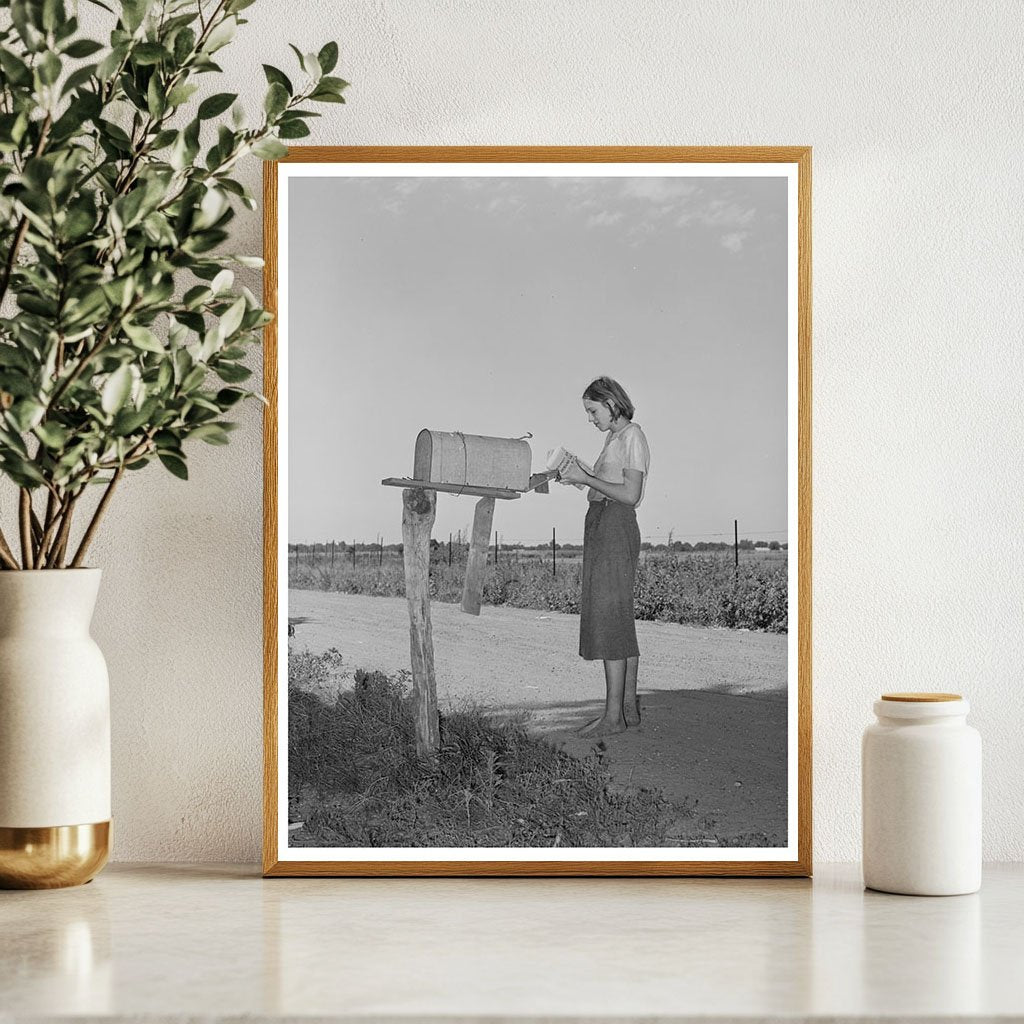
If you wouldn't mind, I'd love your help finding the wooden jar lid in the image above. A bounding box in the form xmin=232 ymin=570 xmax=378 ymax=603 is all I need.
xmin=881 ymin=692 xmax=962 ymax=702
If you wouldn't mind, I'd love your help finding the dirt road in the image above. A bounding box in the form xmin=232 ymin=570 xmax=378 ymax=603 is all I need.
xmin=289 ymin=591 xmax=790 ymax=845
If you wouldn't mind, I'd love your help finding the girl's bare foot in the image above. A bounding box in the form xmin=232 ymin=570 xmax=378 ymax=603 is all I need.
xmin=624 ymin=696 xmax=641 ymax=727
xmin=578 ymin=716 xmax=627 ymax=738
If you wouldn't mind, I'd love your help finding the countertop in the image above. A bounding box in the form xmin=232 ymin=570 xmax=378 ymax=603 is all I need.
xmin=2 ymin=862 xmax=1022 ymax=1022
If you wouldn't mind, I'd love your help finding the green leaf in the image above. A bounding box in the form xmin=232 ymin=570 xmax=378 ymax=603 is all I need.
xmin=102 ymin=276 xmax=135 ymax=309
xmin=57 ymin=14 xmax=78 ymax=41
xmin=63 ymin=288 xmax=108 ymax=327
xmin=34 ymin=421 xmax=70 ymax=449
xmin=112 ymin=405 xmax=151 ymax=435
xmin=189 ymin=422 xmax=231 ymax=445
xmin=0 ymin=346 xmax=30 ymax=370
xmin=210 ymin=269 xmax=233 ymax=294
xmin=0 ymin=423 xmax=30 ymax=456
xmin=218 ymin=296 xmax=246 ymax=339
xmin=181 ymin=365 xmax=206 ymax=391
xmin=61 ymin=203 xmax=96 ymax=240
xmin=203 ymin=16 xmax=236 ymax=53
xmin=214 ymin=362 xmax=251 ymax=384
xmin=98 ymin=118 xmax=132 ymax=148
xmin=168 ymin=118 xmax=200 ymax=170
xmin=173 ymin=26 xmax=196 ymax=65
xmin=195 ymin=186 xmax=227 ymax=228
xmin=166 ymin=81 xmax=199 ymax=107
xmin=155 ymin=359 xmax=173 ymax=392
xmin=317 ymin=41 xmax=339 ymax=75
xmin=181 ymin=285 xmax=211 ymax=310
xmin=198 ymin=91 xmax=236 ymax=119
xmin=9 ymin=399 xmax=45 ymax=432
xmin=264 ymin=81 xmax=288 ymax=117
xmin=0 ymin=50 xmax=33 ymax=87
xmin=251 ymin=137 xmax=287 ymax=160
xmin=18 ymin=293 xmax=58 ymax=317
xmin=262 ymin=64 xmax=292 ymax=95
xmin=101 ymin=364 xmax=133 ymax=414
xmin=147 ymin=74 xmax=166 ymax=118
xmin=154 ymin=429 xmax=182 ymax=452
xmin=123 ymin=321 xmax=164 ymax=353
xmin=132 ymin=42 xmax=168 ymax=66
xmin=226 ymin=0 xmax=257 ymax=11
xmin=277 ymin=120 xmax=310 ymax=140
xmin=215 ymin=388 xmax=246 ymax=408
xmin=149 ymin=128 xmax=177 ymax=149
xmin=61 ymin=62 xmax=98 ymax=96
xmin=158 ymin=452 xmax=188 ymax=479
xmin=319 ymin=76 xmax=349 ymax=93
xmin=96 ymin=43 xmax=128 ymax=81
xmin=11 ymin=2 xmax=44 ymax=52
xmin=113 ymin=187 xmax=147 ymax=228
xmin=38 ymin=51 xmax=62 ymax=86
xmin=121 ymin=0 xmax=154 ymax=33
xmin=63 ymin=38 xmax=104 ymax=58
xmin=309 ymin=88 xmax=346 ymax=104
xmin=1 ymin=455 xmax=46 ymax=487
xmin=41 ymin=0 xmax=66 ymax=32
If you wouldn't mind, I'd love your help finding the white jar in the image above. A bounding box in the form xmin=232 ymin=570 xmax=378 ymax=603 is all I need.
xmin=862 ymin=692 xmax=981 ymax=895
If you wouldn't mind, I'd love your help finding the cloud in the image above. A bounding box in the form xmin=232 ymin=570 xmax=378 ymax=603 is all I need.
xmin=678 ymin=200 xmax=756 ymax=228
xmin=392 ymin=179 xmax=423 ymax=197
xmin=720 ymin=232 xmax=749 ymax=253
xmin=586 ymin=210 xmax=625 ymax=228
xmin=620 ymin=178 xmax=699 ymax=203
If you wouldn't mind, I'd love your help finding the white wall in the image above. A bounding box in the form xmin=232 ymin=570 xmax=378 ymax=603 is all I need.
xmin=83 ymin=1 xmax=1024 ymax=862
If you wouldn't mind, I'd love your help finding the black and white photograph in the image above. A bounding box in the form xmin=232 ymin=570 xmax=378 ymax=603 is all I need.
xmin=265 ymin=148 xmax=810 ymax=875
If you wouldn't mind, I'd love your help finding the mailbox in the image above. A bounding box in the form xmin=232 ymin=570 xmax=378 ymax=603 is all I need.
xmin=413 ymin=429 xmax=531 ymax=493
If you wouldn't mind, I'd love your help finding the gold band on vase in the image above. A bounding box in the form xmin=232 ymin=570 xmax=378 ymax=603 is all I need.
xmin=0 ymin=821 xmax=110 ymax=889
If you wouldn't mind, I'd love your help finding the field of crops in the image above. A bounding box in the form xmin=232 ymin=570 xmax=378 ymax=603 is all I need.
xmin=289 ymin=548 xmax=788 ymax=633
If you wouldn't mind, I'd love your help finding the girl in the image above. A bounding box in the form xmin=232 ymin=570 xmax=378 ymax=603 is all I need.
xmin=558 ymin=377 xmax=651 ymax=737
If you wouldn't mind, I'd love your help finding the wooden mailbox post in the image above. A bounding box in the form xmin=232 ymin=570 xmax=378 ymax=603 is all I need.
xmin=384 ymin=430 xmax=551 ymax=759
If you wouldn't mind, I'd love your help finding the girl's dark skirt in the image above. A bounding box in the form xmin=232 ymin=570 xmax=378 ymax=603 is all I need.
xmin=579 ymin=499 xmax=641 ymax=661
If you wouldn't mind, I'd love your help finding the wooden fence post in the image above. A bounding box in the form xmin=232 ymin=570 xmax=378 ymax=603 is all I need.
xmin=461 ymin=496 xmax=495 ymax=616
xmin=402 ymin=487 xmax=439 ymax=760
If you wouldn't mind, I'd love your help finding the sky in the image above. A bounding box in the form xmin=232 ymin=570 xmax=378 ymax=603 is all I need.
xmin=286 ymin=170 xmax=790 ymax=546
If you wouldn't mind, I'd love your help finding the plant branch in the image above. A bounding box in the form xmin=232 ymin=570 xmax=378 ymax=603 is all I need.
xmin=45 ymin=298 xmax=141 ymax=413
xmin=70 ymin=464 xmax=124 ymax=567
xmin=0 ymin=526 xmax=19 ymax=570
xmin=35 ymin=487 xmax=66 ymax=566
xmin=29 ymin=506 xmax=43 ymax=545
xmin=0 ymin=113 xmax=52 ymax=309
xmin=18 ymin=488 xmax=34 ymax=569
xmin=44 ymin=490 xmax=80 ymax=569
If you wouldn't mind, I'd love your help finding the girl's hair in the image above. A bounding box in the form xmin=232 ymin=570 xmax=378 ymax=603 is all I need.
xmin=582 ymin=377 xmax=635 ymax=421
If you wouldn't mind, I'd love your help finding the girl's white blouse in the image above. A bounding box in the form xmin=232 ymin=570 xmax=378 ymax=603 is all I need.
xmin=587 ymin=422 xmax=651 ymax=507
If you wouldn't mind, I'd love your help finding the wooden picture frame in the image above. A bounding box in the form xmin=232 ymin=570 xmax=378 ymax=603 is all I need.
xmin=263 ymin=147 xmax=812 ymax=877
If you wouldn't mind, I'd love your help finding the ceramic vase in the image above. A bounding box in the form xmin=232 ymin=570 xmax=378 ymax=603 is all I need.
xmin=0 ymin=569 xmax=111 ymax=888
xmin=862 ymin=692 xmax=981 ymax=896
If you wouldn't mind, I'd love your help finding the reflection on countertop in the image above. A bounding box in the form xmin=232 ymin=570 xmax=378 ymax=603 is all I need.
xmin=2 ymin=863 xmax=1021 ymax=1019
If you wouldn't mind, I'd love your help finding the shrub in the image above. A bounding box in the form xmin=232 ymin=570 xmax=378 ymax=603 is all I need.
xmin=288 ymin=662 xmax=677 ymax=848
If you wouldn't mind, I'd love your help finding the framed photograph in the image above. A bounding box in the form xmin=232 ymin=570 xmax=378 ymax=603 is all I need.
xmin=263 ymin=147 xmax=811 ymax=877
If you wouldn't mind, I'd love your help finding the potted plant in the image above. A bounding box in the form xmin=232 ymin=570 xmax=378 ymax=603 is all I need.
xmin=0 ymin=0 xmax=344 ymax=887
